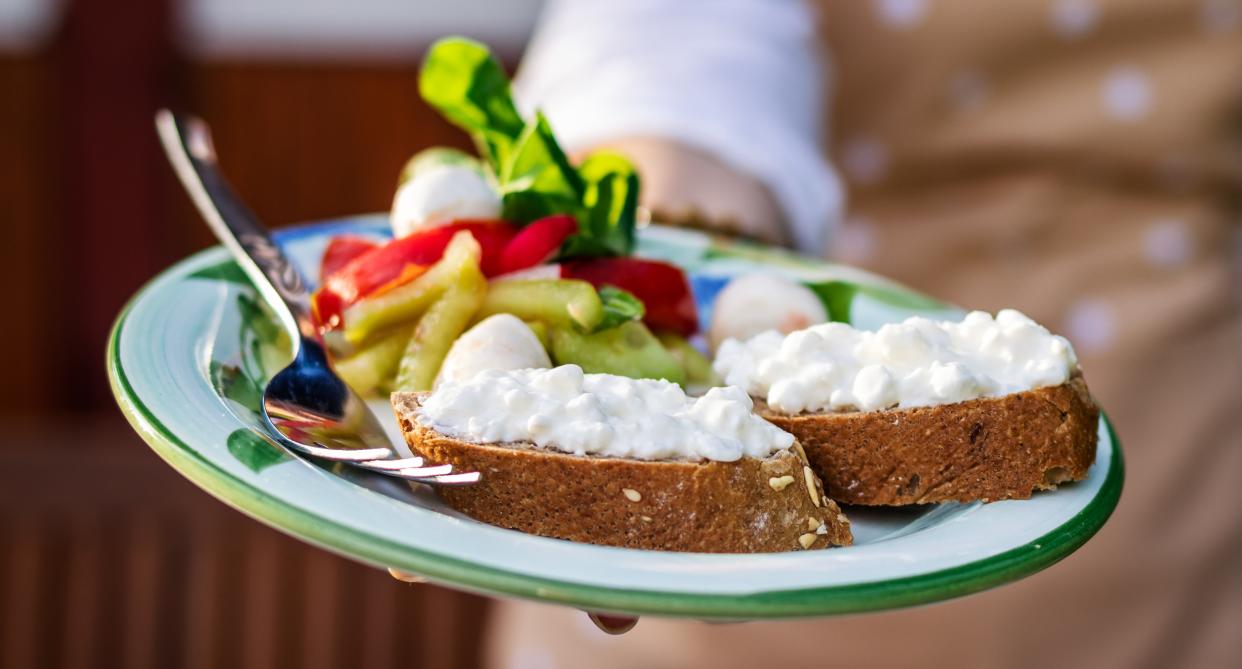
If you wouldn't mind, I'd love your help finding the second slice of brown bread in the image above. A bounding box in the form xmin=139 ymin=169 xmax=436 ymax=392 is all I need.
xmin=393 ymin=392 xmax=852 ymax=553
xmin=757 ymin=376 xmax=1099 ymax=505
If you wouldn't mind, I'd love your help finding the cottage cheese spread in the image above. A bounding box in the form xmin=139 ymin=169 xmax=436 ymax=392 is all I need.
xmin=713 ymin=309 xmax=1078 ymax=414
xmin=417 ymin=365 xmax=795 ymax=462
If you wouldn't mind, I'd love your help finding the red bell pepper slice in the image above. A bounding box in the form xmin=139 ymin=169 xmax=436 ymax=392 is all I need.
xmin=319 ymin=235 xmax=380 ymax=278
xmin=498 ymin=214 xmax=579 ymax=275
xmin=313 ymin=220 xmax=515 ymax=328
xmin=562 ymin=257 xmax=699 ymax=335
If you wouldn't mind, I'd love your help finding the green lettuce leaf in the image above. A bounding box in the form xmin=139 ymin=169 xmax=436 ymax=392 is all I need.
xmin=418 ymin=37 xmax=641 ymax=260
xmin=560 ymin=151 xmax=639 ymax=257
xmin=418 ymin=37 xmax=524 ymax=167
xmin=499 ymin=113 xmax=584 ymax=223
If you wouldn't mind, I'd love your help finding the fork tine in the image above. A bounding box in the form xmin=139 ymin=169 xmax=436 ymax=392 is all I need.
xmin=278 ymin=437 xmax=482 ymax=486
xmin=388 ymin=463 xmax=455 ymax=479
xmin=420 ymin=471 xmax=482 ymax=486
xmin=287 ymin=442 xmax=393 ymax=462
xmin=355 ymin=456 xmax=426 ymax=471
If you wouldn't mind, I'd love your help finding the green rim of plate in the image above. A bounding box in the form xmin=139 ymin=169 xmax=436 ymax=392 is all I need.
xmin=107 ymin=244 xmax=1124 ymax=620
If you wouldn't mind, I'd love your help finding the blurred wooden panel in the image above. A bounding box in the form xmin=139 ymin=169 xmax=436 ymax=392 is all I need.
xmin=0 ymin=415 xmax=491 ymax=669
xmin=53 ymin=0 xmax=179 ymax=413
xmin=183 ymin=62 xmax=473 ymax=235
xmin=0 ymin=54 xmax=59 ymax=414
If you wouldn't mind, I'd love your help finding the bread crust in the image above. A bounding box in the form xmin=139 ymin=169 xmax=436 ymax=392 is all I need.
xmin=757 ymin=376 xmax=1099 ymax=505
xmin=392 ymin=393 xmax=852 ymax=553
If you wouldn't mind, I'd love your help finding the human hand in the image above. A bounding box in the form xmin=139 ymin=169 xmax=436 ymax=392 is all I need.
xmin=583 ymin=611 xmax=639 ymax=635
xmin=576 ymin=137 xmax=790 ymax=247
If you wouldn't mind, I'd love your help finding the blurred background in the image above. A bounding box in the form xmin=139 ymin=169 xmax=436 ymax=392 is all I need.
xmin=2 ymin=1 xmax=1240 ymax=668
xmin=1 ymin=1 xmax=542 ymax=667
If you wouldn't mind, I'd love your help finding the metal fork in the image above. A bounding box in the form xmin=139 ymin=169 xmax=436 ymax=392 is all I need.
xmin=155 ymin=110 xmax=479 ymax=486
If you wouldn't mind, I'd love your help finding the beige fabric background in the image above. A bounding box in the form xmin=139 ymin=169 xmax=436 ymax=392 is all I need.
xmin=487 ymin=2 xmax=1242 ymax=667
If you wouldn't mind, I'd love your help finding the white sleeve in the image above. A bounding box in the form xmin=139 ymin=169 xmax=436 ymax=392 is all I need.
xmin=513 ymin=0 xmax=843 ymax=254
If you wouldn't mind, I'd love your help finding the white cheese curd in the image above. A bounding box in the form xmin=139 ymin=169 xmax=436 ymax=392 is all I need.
xmin=713 ymin=309 xmax=1079 ymax=414
xmin=434 ymin=314 xmax=552 ymax=388
xmin=390 ymin=164 xmax=501 ymax=237
xmin=708 ymin=273 xmax=828 ymax=351
xmin=417 ymin=365 xmax=795 ymax=462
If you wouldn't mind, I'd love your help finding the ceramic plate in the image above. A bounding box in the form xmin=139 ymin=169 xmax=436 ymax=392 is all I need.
xmin=108 ymin=215 xmax=1123 ymax=619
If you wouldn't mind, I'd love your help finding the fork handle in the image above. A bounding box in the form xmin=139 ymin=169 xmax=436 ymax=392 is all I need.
xmin=155 ymin=110 xmax=318 ymax=341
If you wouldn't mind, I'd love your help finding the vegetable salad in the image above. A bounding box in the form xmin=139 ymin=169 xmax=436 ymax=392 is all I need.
xmin=313 ymin=37 xmax=714 ymax=395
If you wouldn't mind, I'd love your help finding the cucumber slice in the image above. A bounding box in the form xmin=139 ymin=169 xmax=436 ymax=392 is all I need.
xmin=394 ymin=264 xmax=487 ymax=391
xmin=341 ymin=231 xmax=481 ymax=345
xmin=333 ymin=325 xmax=413 ymax=395
xmin=656 ymin=332 xmax=721 ymax=387
xmin=550 ymin=321 xmax=685 ymax=385
xmin=476 ymin=279 xmax=602 ymax=331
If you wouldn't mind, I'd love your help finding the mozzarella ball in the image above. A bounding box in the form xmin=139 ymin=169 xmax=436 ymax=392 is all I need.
xmin=708 ymin=273 xmax=828 ymax=350
xmin=390 ymin=164 xmax=501 ymax=238
xmin=434 ymin=314 xmax=551 ymax=387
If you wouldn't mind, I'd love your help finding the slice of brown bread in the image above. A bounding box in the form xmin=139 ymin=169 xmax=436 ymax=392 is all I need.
xmin=392 ymin=392 xmax=852 ymax=553
xmin=756 ymin=375 xmax=1099 ymax=505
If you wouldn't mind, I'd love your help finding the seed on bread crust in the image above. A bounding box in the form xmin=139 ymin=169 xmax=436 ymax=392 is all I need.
xmin=804 ymin=467 xmax=821 ymax=507
xmin=791 ymin=442 xmax=808 ymax=463
xmin=622 ymin=488 xmax=642 ymax=502
xmin=798 ymin=533 xmax=817 ymax=549
xmin=768 ymin=475 xmax=796 ymax=491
